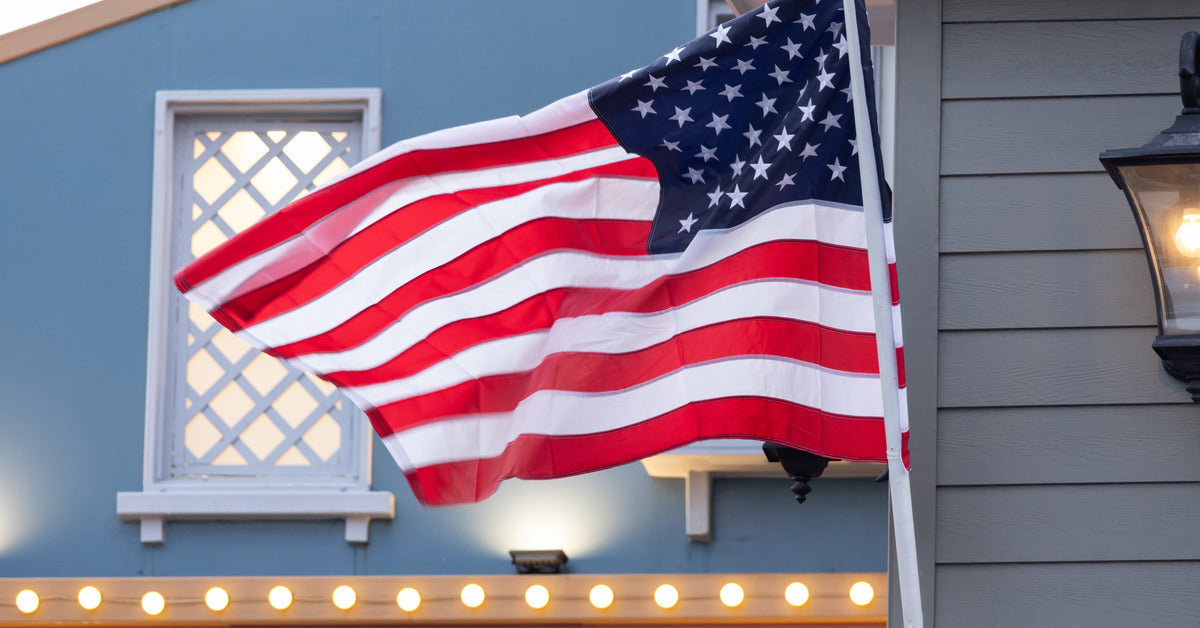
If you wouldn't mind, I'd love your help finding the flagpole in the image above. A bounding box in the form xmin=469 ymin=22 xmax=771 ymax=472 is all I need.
xmin=839 ymin=0 xmax=925 ymax=626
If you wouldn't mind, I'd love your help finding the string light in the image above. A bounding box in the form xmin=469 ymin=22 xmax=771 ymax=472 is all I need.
xmin=784 ymin=582 xmax=810 ymax=607
xmin=268 ymin=586 xmax=293 ymax=610
xmin=141 ymin=591 xmax=165 ymax=616
xmin=589 ymin=584 xmax=614 ymax=609
xmin=78 ymin=586 xmax=102 ymax=610
xmin=654 ymin=584 xmax=678 ymax=609
xmin=849 ymin=581 xmax=874 ymax=606
xmin=396 ymin=587 xmax=421 ymax=612
xmin=524 ymin=584 xmax=549 ymax=609
xmin=205 ymin=587 xmax=229 ymax=611
xmin=332 ymin=585 xmax=356 ymax=610
xmin=15 ymin=590 xmax=38 ymax=614
xmin=460 ymin=583 xmax=485 ymax=608
xmin=2 ymin=577 xmax=882 ymax=619
xmin=719 ymin=582 xmax=744 ymax=607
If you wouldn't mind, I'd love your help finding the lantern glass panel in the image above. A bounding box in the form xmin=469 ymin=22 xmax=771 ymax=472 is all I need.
xmin=1119 ymin=162 xmax=1200 ymax=334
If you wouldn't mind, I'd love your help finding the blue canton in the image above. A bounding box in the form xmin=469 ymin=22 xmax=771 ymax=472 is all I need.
xmin=589 ymin=0 xmax=889 ymax=254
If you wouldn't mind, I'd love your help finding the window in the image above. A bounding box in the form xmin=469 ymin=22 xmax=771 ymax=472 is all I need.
xmin=117 ymin=90 xmax=393 ymax=544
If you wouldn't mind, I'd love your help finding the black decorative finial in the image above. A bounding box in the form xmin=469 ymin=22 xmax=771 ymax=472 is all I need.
xmin=1180 ymin=31 xmax=1200 ymax=113
xmin=762 ymin=443 xmax=831 ymax=504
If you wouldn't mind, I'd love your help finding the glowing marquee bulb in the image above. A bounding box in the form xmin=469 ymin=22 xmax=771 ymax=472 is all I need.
xmin=849 ymin=581 xmax=875 ymax=606
xmin=784 ymin=582 xmax=810 ymax=607
xmin=525 ymin=584 xmax=550 ymax=609
xmin=589 ymin=584 xmax=614 ymax=609
xmin=461 ymin=583 xmax=485 ymax=608
xmin=332 ymin=585 xmax=356 ymax=610
xmin=397 ymin=587 xmax=421 ymax=612
xmin=205 ymin=587 xmax=229 ymax=611
xmin=15 ymin=590 xmax=38 ymax=614
xmin=719 ymin=582 xmax=744 ymax=607
xmin=268 ymin=586 xmax=292 ymax=610
xmin=1176 ymin=210 xmax=1200 ymax=257
xmin=654 ymin=584 xmax=679 ymax=609
xmin=141 ymin=591 xmax=165 ymax=616
xmin=78 ymin=586 xmax=102 ymax=610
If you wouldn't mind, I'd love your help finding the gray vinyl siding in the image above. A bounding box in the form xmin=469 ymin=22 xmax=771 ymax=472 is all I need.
xmin=900 ymin=0 xmax=1200 ymax=625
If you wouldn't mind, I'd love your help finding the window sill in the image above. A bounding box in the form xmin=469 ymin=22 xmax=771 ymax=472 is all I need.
xmin=116 ymin=489 xmax=394 ymax=544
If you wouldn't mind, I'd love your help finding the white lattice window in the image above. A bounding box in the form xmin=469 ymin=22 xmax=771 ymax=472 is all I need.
xmin=118 ymin=90 xmax=393 ymax=545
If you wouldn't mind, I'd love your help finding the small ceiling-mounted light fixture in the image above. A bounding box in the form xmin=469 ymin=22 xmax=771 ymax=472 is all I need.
xmin=509 ymin=549 xmax=569 ymax=574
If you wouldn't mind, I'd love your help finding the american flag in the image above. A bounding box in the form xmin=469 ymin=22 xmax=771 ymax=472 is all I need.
xmin=175 ymin=0 xmax=906 ymax=505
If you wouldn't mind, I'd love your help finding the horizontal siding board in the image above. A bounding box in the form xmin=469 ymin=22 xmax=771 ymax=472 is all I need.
xmin=940 ymin=173 xmax=1144 ymax=252
xmin=937 ymin=562 xmax=1200 ymax=628
xmin=939 ymin=250 xmax=1155 ymax=329
xmin=938 ymin=327 xmax=1186 ymax=407
xmin=938 ymin=405 xmax=1200 ymax=485
xmin=943 ymin=20 xmax=1186 ymax=99
xmin=943 ymin=0 xmax=1200 ymax=22
xmin=938 ymin=484 xmax=1200 ymax=563
xmin=941 ymin=95 xmax=1177 ymax=175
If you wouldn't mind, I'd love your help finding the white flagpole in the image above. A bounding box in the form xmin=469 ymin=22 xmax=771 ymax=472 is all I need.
xmin=839 ymin=0 xmax=925 ymax=626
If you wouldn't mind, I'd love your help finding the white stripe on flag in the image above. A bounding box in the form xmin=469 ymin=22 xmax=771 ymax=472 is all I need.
xmin=380 ymin=355 xmax=886 ymax=471
xmin=347 ymin=278 xmax=879 ymax=406
xmin=187 ymin=143 xmax=636 ymax=311
xmin=330 ymin=90 xmax=598 ymax=183
xmin=269 ymin=201 xmax=872 ymax=371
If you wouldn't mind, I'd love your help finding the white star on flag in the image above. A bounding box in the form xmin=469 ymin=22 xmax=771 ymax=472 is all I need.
xmin=707 ymin=113 xmax=731 ymax=135
xmin=726 ymin=184 xmax=747 ymax=208
xmin=670 ymin=106 xmax=693 ymax=127
xmin=819 ymin=111 xmax=842 ymax=131
xmin=828 ymin=157 xmax=847 ymax=181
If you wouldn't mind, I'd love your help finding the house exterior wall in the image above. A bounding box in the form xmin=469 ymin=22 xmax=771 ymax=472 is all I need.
xmin=894 ymin=0 xmax=1200 ymax=625
xmin=0 ymin=0 xmax=888 ymax=583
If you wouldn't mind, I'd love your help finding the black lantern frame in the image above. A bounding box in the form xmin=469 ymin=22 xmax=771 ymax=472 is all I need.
xmin=1101 ymin=32 xmax=1200 ymax=401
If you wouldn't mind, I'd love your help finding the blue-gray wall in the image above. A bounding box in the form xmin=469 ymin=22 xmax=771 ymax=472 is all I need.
xmin=0 ymin=0 xmax=887 ymax=579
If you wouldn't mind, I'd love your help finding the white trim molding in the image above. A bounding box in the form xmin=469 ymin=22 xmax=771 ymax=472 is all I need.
xmin=120 ymin=88 xmax=392 ymax=545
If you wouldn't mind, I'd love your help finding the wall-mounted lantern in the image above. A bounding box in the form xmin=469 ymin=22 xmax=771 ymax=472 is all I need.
xmin=1101 ymin=32 xmax=1200 ymax=402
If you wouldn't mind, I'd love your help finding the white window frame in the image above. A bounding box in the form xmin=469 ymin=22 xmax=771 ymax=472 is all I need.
xmin=117 ymin=89 xmax=394 ymax=545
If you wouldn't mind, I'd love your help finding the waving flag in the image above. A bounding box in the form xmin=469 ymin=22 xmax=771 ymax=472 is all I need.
xmin=175 ymin=0 xmax=905 ymax=505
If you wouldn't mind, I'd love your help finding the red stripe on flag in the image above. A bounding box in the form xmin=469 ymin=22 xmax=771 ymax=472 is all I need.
xmin=400 ymin=397 xmax=887 ymax=505
xmin=365 ymin=318 xmax=882 ymax=435
xmin=319 ymin=240 xmax=872 ymax=383
xmin=282 ymin=241 xmax=873 ymax=369
xmin=209 ymin=160 xmax=657 ymax=328
xmin=175 ymin=119 xmax=619 ymax=292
